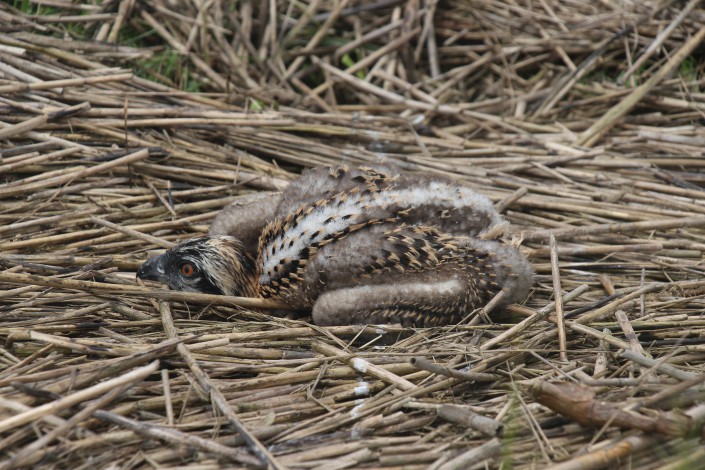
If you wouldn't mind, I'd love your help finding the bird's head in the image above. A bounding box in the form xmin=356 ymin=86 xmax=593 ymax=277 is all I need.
xmin=136 ymin=236 xmax=257 ymax=297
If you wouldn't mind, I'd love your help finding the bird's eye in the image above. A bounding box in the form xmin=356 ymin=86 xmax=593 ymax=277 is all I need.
xmin=180 ymin=263 xmax=195 ymax=277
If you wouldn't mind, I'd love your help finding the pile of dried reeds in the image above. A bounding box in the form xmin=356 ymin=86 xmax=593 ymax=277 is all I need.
xmin=2 ymin=1 xmax=705 ymax=468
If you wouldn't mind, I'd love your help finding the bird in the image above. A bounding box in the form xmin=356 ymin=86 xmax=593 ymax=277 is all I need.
xmin=137 ymin=165 xmax=533 ymax=326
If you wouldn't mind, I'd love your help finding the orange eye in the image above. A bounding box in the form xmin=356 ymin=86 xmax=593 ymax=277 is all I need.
xmin=180 ymin=263 xmax=195 ymax=276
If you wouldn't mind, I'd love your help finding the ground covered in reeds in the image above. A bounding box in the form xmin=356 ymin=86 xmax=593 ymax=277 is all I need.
xmin=2 ymin=1 xmax=705 ymax=468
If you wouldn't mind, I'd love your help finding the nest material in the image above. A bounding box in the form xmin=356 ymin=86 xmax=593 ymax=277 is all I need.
xmin=2 ymin=1 xmax=705 ymax=468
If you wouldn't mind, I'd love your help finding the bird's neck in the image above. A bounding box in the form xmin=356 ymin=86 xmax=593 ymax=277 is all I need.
xmin=238 ymin=251 xmax=261 ymax=298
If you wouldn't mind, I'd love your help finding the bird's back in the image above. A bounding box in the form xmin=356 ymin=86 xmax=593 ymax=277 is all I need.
xmin=255 ymin=165 xmax=528 ymax=316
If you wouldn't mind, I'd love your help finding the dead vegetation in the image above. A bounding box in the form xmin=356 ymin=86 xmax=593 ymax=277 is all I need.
xmin=2 ymin=0 xmax=705 ymax=468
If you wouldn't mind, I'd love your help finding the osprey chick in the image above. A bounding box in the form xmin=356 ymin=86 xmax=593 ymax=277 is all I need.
xmin=137 ymin=165 xmax=533 ymax=326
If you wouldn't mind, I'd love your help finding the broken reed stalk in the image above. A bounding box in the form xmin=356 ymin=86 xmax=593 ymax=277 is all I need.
xmin=0 ymin=271 xmax=289 ymax=309
xmin=312 ymin=341 xmax=417 ymax=391
xmin=410 ymin=357 xmax=500 ymax=382
xmin=90 ymin=216 xmax=176 ymax=249
xmin=549 ymin=234 xmax=567 ymax=362
xmin=92 ymin=410 xmax=263 ymax=467
xmin=0 ymin=361 xmax=159 ymax=434
xmin=437 ymin=438 xmax=502 ymax=470
xmin=437 ymin=404 xmax=504 ymax=437
xmin=525 ymin=215 xmax=705 ymax=241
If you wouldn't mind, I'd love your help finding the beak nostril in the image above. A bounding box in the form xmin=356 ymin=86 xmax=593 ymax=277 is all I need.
xmin=137 ymin=254 xmax=167 ymax=283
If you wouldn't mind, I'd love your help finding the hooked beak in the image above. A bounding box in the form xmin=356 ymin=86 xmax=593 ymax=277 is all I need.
xmin=137 ymin=254 xmax=167 ymax=283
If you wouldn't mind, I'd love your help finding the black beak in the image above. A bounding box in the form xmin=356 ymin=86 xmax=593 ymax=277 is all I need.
xmin=137 ymin=254 xmax=167 ymax=283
